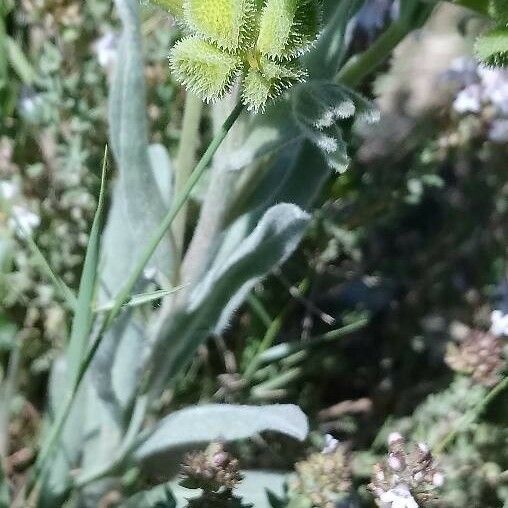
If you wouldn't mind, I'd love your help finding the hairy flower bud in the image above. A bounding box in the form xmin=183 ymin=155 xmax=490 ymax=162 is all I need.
xmin=165 ymin=0 xmax=322 ymax=111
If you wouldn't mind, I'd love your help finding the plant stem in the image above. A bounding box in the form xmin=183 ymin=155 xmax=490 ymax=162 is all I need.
xmin=434 ymin=376 xmax=508 ymax=455
xmin=243 ymin=279 xmax=309 ymax=381
xmin=29 ymin=100 xmax=244 ymax=497
xmin=337 ymin=22 xmax=407 ymax=88
xmin=172 ymin=93 xmax=203 ymax=265
xmin=337 ymin=3 xmax=434 ymax=87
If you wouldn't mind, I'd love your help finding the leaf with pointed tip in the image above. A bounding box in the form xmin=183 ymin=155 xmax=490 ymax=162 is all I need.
xmin=145 ymin=203 xmax=309 ymax=398
xmin=134 ymin=404 xmax=308 ymax=460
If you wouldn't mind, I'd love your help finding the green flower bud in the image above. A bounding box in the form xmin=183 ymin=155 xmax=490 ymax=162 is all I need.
xmin=170 ymin=37 xmax=242 ymax=101
xmin=168 ymin=0 xmax=322 ymax=112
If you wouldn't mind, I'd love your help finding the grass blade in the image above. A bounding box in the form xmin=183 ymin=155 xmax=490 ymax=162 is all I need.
xmin=14 ymin=224 xmax=77 ymax=310
xmin=66 ymin=146 xmax=109 ymax=386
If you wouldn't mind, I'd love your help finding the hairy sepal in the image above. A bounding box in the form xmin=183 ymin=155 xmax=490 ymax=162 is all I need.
xmin=170 ymin=37 xmax=241 ymax=102
xmin=184 ymin=0 xmax=257 ymax=51
xmin=257 ymin=0 xmax=322 ymax=60
xmin=475 ymin=27 xmax=508 ymax=68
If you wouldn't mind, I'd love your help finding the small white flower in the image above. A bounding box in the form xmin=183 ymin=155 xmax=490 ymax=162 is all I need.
xmin=379 ymin=484 xmax=419 ymax=508
xmin=9 ymin=205 xmax=40 ymax=235
xmin=490 ymin=310 xmax=508 ymax=337
xmin=489 ymin=119 xmax=508 ymax=143
xmin=94 ymin=32 xmax=119 ymax=70
xmin=388 ymin=432 xmax=404 ymax=446
xmin=322 ymin=434 xmax=339 ymax=454
xmin=453 ymin=84 xmax=482 ymax=114
xmin=432 ymin=472 xmax=445 ymax=487
xmin=0 ymin=180 xmax=18 ymax=200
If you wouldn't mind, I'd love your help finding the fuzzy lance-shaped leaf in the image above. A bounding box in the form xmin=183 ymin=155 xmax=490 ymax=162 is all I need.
xmin=257 ymin=0 xmax=321 ymax=60
xmin=170 ymin=37 xmax=242 ymax=102
xmin=79 ymin=0 xmax=174 ymax=496
xmin=37 ymin=356 xmax=87 ymax=506
xmin=108 ymin=0 xmax=172 ymax=279
xmin=149 ymin=143 xmax=174 ymax=208
xmin=184 ymin=0 xmax=256 ymax=51
xmin=475 ymin=28 xmax=508 ymax=67
xmin=145 ymin=203 xmax=309 ymax=398
xmin=134 ymin=404 xmax=308 ymax=460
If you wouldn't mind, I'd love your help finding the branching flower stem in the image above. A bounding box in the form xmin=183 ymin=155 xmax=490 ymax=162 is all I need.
xmin=28 ymin=100 xmax=244 ymax=501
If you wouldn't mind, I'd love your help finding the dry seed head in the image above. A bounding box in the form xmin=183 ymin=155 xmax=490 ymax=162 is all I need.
xmin=445 ymin=329 xmax=505 ymax=387
xmin=290 ymin=445 xmax=352 ymax=507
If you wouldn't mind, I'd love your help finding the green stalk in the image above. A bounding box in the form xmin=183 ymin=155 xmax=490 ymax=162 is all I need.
xmin=172 ymin=93 xmax=203 ymax=265
xmin=29 ymin=101 xmax=244 ymax=496
xmin=337 ymin=22 xmax=408 ymax=88
xmin=337 ymin=2 xmax=435 ymax=87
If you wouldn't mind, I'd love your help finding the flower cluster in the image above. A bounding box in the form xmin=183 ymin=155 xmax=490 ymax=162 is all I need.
xmin=160 ymin=0 xmax=322 ymax=111
xmin=444 ymin=57 xmax=508 ymax=143
xmin=369 ymin=433 xmax=443 ymax=508
xmin=180 ymin=444 xmax=244 ymax=493
xmin=445 ymin=328 xmax=505 ymax=387
xmin=289 ymin=436 xmax=352 ymax=508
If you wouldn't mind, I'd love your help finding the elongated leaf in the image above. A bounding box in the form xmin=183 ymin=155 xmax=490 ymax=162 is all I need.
xmin=108 ymin=0 xmax=172 ymax=280
xmin=66 ymin=147 xmax=108 ymax=386
xmin=134 ymin=404 xmax=308 ymax=460
xmin=15 ymin=222 xmax=76 ymax=310
xmin=80 ymin=0 xmax=175 ymax=489
xmin=146 ymin=203 xmax=310 ymax=398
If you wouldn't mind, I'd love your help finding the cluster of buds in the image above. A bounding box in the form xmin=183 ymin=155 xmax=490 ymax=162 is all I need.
xmin=445 ymin=329 xmax=505 ymax=387
xmin=153 ymin=0 xmax=322 ymax=112
xmin=369 ymin=433 xmax=443 ymax=508
xmin=180 ymin=443 xmax=244 ymax=494
xmin=289 ymin=436 xmax=352 ymax=508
